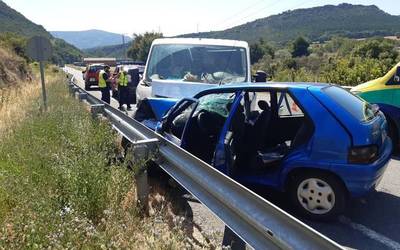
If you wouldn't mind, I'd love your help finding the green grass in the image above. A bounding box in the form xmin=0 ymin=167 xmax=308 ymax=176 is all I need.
xmin=0 ymin=73 xmax=188 ymax=249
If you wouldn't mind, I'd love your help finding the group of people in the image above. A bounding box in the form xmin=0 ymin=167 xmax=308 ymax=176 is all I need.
xmin=98 ymin=65 xmax=132 ymax=111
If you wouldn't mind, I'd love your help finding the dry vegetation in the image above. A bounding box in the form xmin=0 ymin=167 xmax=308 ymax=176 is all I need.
xmin=0 ymin=63 xmax=219 ymax=249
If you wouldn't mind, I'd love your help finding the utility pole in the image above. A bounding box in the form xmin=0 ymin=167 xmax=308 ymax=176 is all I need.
xmin=122 ymin=34 xmax=127 ymax=59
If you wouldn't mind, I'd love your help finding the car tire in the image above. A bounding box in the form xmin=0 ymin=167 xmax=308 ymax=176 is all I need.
xmin=84 ymin=82 xmax=90 ymax=90
xmin=289 ymin=171 xmax=347 ymax=220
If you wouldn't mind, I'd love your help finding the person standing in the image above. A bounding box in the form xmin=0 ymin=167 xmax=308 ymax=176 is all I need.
xmin=98 ymin=66 xmax=111 ymax=104
xmin=118 ymin=69 xmax=131 ymax=110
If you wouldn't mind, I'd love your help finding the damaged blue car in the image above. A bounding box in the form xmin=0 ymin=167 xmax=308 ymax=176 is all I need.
xmin=132 ymin=83 xmax=392 ymax=220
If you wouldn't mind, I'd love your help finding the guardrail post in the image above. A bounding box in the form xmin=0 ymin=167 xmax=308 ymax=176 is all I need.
xmin=70 ymin=86 xmax=79 ymax=97
xmin=90 ymin=104 xmax=105 ymax=119
xmin=130 ymin=141 xmax=156 ymax=216
xmin=68 ymin=83 xmax=75 ymax=96
xmin=222 ymin=227 xmax=246 ymax=250
xmin=78 ymin=92 xmax=88 ymax=102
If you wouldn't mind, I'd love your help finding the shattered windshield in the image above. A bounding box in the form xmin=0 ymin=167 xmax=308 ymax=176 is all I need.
xmin=146 ymin=44 xmax=247 ymax=84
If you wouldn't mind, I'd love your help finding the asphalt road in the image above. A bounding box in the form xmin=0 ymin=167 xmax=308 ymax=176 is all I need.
xmin=65 ymin=66 xmax=400 ymax=249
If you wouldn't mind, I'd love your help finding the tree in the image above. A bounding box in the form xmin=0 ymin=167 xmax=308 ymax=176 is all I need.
xmin=353 ymin=39 xmax=398 ymax=62
xmin=250 ymin=39 xmax=275 ymax=64
xmin=291 ymin=36 xmax=310 ymax=58
xmin=127 ymin=32 xmax=163 ymax=62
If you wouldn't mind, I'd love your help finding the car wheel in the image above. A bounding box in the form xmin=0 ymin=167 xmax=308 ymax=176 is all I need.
xmin=84 ymin=82 xmax=90 ymax=90
xmin=289 ymin=172 xmax=346 ymax=220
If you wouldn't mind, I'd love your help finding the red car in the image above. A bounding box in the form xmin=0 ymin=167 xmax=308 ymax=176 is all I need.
xmin=82 ymin=64 xmax=105 ymax=90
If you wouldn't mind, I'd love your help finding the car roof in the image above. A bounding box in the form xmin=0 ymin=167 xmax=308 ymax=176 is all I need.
xmin=196 ymin=82 xmax=331 ymax=94
xmin=192 ymin=82 xmax=336 ymax=98
xmin=152 ymin=38 xmax=249 ymax=48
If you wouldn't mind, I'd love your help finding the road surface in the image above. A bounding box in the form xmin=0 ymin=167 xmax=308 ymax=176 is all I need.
xmin=65 ymin=66 xmax=400 ymax=249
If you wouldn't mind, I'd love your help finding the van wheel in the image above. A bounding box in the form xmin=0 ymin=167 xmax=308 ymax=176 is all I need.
xmin=289 ymin=172 xmax=346 ymax=220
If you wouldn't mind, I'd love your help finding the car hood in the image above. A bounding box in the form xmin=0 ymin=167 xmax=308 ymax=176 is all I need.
xmin=351 ymin=78 xmax=381 ymax=93
xmin=151 ymin=80 xmax=219 ymax=99
xmin=146 ymin=98 xmax=179 ymax=121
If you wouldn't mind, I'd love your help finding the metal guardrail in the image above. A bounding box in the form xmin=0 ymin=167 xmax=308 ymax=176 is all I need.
xmin=68 ymin=77 xmax=344 ymax=250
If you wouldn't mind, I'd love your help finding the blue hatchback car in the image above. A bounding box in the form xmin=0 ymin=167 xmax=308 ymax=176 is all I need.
xmin=132 ymin=83 xmax=392 ymax=219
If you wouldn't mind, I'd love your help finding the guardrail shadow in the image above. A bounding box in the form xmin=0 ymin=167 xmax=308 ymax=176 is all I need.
xmin=247 ymin=184 xmax=400 ymax=249
xmin=147 ymin=166 xmax=215 ymax=248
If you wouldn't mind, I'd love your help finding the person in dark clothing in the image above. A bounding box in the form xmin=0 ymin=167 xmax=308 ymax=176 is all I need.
xmin=98 ymin=66 xmax=111 ymax=104
xmin=117 ymin=69 xmax=131 ymax=110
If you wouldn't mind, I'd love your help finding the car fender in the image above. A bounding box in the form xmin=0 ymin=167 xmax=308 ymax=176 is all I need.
xmin=134 ymin=98 xmax=178 ymax=122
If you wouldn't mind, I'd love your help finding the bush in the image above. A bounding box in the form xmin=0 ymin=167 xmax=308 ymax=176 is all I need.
xmin=291 ymin=36 xmax=310 ymax=58
xmin=321 ymin=57 xmax=391 ymax=86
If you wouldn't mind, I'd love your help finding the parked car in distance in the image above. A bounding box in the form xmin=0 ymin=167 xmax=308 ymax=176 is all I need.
xmin=352 ymin=62 xmax=400 ymax=153
xmin=82 ymin=64 xmax=105 ymax=90
xmin=132 ymin=83 xmax=392 ymax=220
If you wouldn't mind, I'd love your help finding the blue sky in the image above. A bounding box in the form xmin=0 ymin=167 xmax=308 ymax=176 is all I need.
xmin=3 ymin=0 xmax=399 ymax=36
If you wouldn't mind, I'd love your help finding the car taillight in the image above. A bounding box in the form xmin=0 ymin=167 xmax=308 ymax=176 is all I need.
xmin=348 ymin=145 xmax=378 ymax=164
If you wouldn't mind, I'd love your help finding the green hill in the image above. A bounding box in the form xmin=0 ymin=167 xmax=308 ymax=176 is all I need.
xmin=180 ymin=3 xmax=400 ymax=44
xmin=0 ymin=0 xmax=82 ymax=64
xmin=84 ymin=42 xmax=132 ymax=58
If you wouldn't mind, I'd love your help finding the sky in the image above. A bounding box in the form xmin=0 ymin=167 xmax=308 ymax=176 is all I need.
xmin=3 ymin=0 xmax=399 ymax=37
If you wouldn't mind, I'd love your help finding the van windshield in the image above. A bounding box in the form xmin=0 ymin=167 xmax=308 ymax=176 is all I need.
xmin=146 ymin=44 xmax=247 ymax=84
xmin=323 ymin=86 xmax=376 ymax=122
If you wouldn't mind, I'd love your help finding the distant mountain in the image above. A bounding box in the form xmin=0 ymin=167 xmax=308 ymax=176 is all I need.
xmin=84 ymin=42 xmax=132 ymax=58
xmin=180 ymin=3 xmax=400 ymax=44
xmin=0 ymin=0 xmax=82 ymax=64
xmin=51 ymin=30 xmax=132 ymax=50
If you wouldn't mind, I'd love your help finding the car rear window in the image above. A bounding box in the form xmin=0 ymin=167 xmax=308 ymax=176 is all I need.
xmin=89 ymin=66 xmax=103 ymax=73
xmin=323 ymin=86 xmax=375 ymax=122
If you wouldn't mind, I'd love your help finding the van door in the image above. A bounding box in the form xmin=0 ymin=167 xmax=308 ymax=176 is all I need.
xmin=388 ymin=66 xmax=400 ymax=107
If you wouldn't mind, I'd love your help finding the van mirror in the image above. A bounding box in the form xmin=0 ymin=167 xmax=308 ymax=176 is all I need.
xmin=253 ymin=70 xmax=268 ymax=82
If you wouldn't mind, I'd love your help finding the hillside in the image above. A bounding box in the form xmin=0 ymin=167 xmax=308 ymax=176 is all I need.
xmin=84 ymin=42 xmax=132 ymax=58
xmin=0 ymin=44 xmax=31 ymax=87
xmin=181 ymin=3 xmax=400 ymax=44
xmin=0 ymin=0 xmax=82 ymax=64
xmin=51 ymin=29 xmax=132 ymax=50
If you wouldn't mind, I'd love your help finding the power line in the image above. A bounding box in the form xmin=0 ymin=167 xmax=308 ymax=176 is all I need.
xmin=219 ymin=0 xmax=283 ymax=31
xmin=215 ymin=0 xmax=267 ymax=29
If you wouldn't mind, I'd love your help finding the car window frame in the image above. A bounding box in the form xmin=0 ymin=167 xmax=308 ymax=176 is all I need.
xmin=385 ymin=66 xmax=400 ymax=85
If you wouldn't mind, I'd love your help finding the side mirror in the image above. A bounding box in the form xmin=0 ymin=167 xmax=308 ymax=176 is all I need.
xmin=253 ymin=70 xmax=268 ymax=83
xmin=395 ymin=67 xmax=400 ymax=83
xmin=82 ymin=70 xmax=86 ymax=74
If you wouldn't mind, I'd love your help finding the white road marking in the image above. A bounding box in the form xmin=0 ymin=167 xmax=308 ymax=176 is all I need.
xmin=339 ymin=216 xmax=400 ymax=250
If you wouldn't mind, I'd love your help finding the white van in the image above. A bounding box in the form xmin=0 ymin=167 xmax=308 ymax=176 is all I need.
xmin=136 ymin=38 xmax=251 ymax=102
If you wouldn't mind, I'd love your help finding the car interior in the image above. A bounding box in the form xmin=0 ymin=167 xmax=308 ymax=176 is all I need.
xmin=167 ymin=90 xmax=314 ymax=175
xmin=230 ymin=91 xmax=314 ymax=175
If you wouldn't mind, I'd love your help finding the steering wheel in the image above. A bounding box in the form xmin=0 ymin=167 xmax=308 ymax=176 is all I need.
xmin=197 ymin=110 xmax=214 ymax=136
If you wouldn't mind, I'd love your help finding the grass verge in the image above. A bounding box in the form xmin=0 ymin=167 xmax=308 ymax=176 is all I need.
xmin=0 ymin=71 xmax=195 ymax=249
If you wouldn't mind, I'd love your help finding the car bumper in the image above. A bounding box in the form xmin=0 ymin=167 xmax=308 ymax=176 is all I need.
xmin=335 ymin=139 xmax=392 ymax=198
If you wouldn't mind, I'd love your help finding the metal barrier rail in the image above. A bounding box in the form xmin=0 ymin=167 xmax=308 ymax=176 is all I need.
xmin=68 ymin=77 xmax=344 ymax=250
